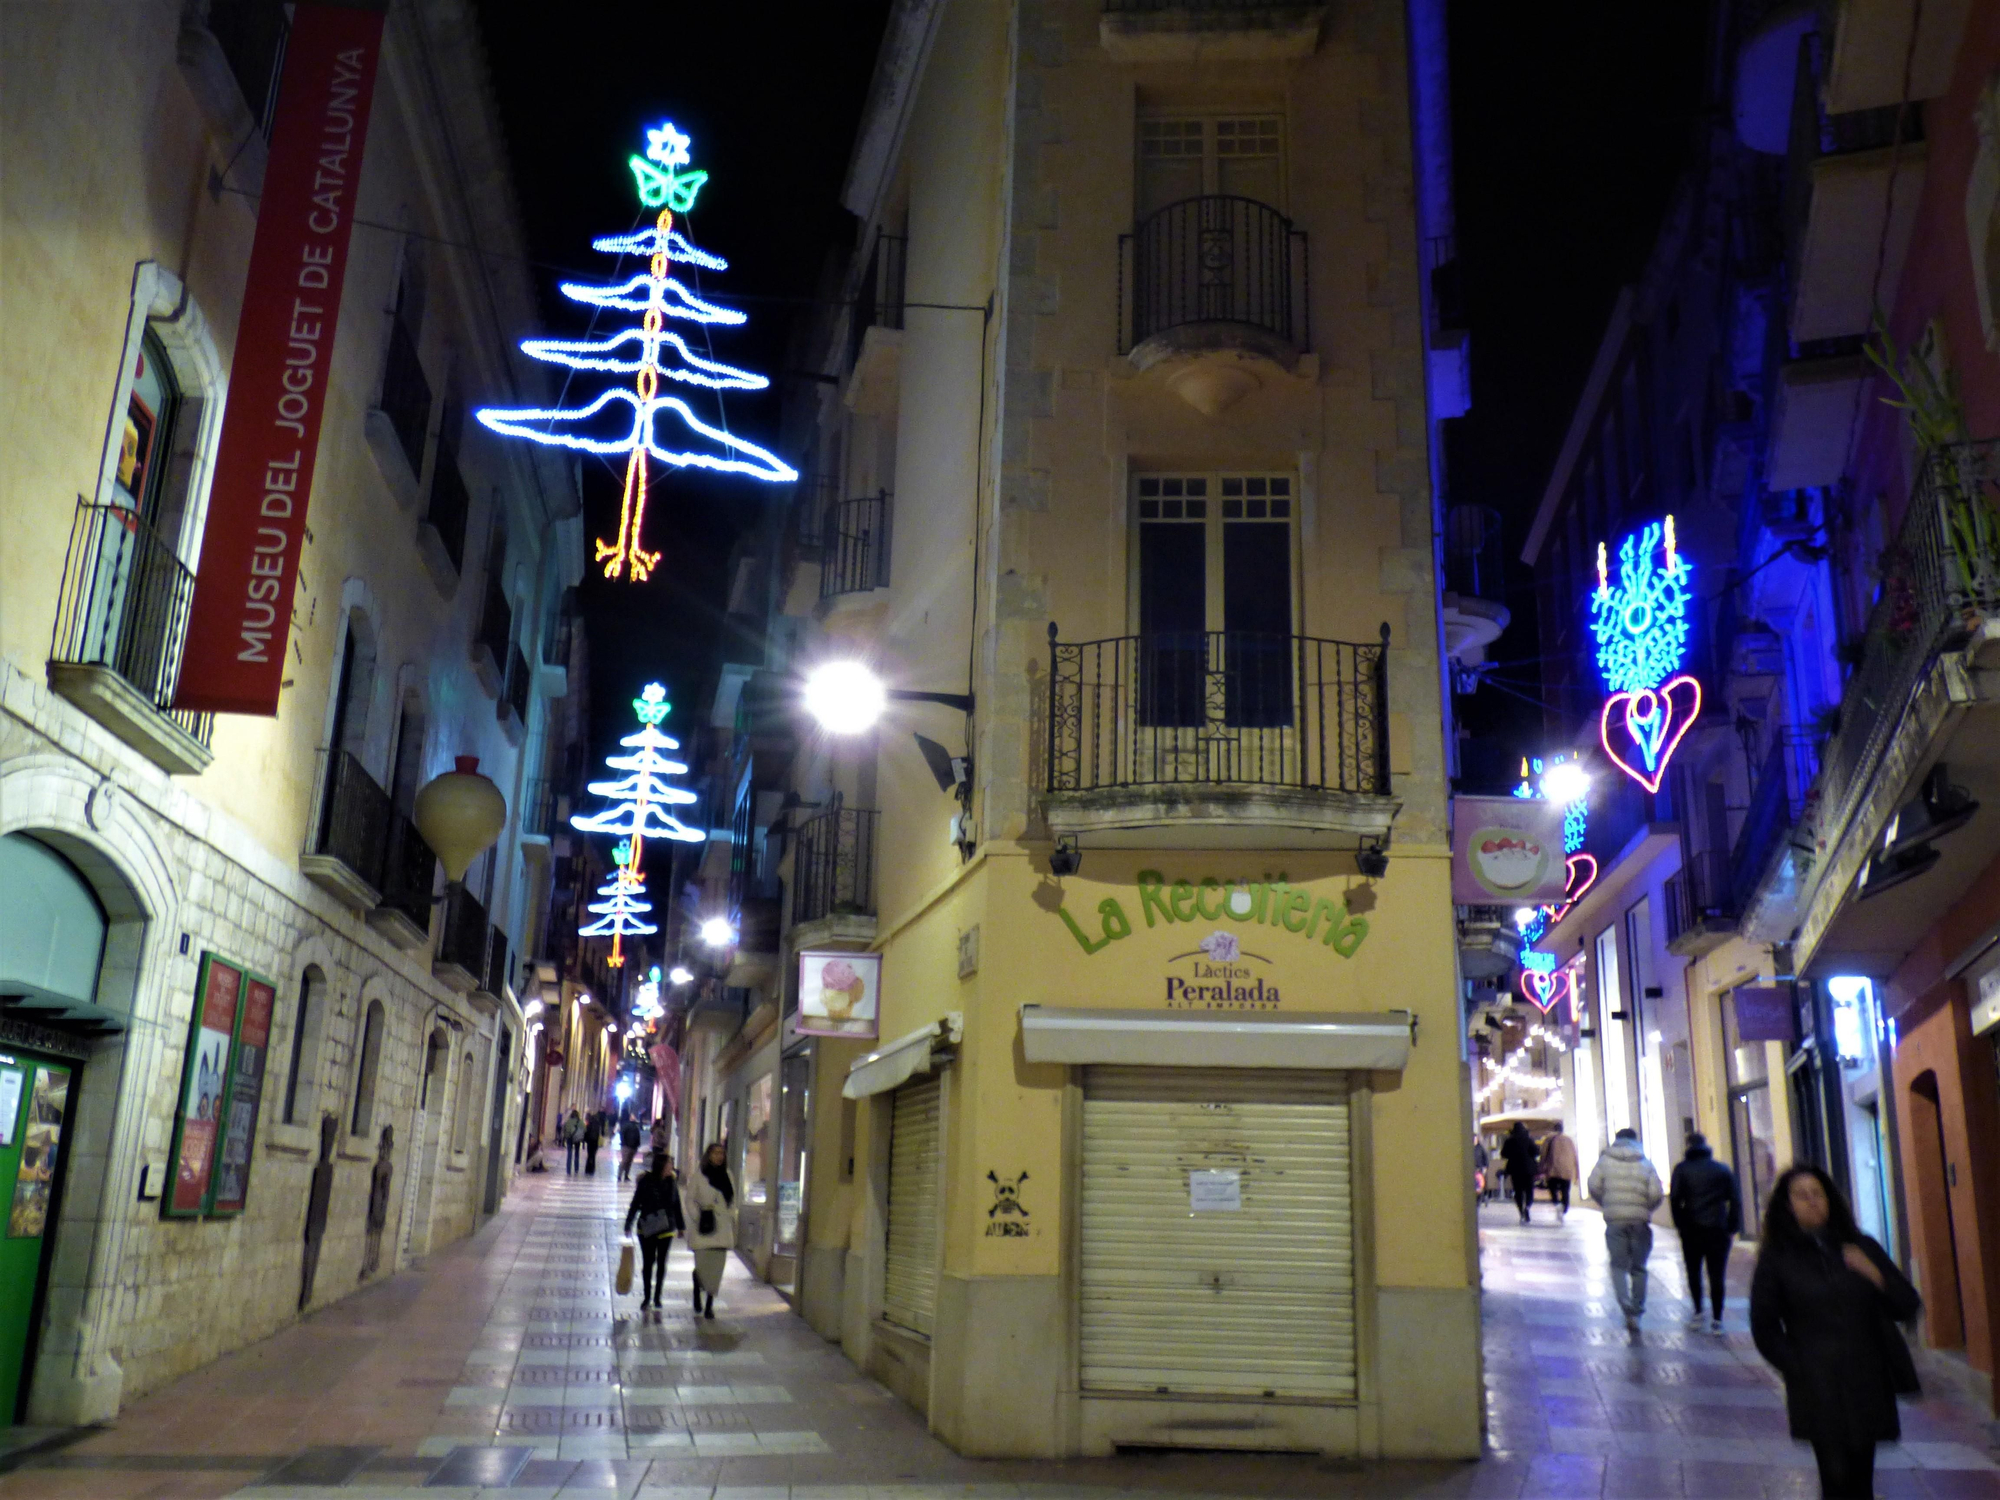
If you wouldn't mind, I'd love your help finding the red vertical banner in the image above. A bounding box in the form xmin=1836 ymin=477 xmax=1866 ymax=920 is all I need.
xmin=175 ymin=2 xmax=388 ymax=716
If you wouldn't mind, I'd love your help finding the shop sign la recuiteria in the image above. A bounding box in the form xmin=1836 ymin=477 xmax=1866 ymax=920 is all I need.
xmin=1051 ymin=869 xmax=1371 ymax=1010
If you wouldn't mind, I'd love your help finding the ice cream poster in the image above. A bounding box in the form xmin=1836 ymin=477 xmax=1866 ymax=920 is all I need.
xmin=1452 ymin=796 xmax=1569 ymax=904
xmin=797 ymin=951 xmax=881 ymax=1039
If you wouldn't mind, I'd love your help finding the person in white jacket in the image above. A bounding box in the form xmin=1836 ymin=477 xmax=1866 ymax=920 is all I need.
xmin=1587 ymin=1127 xmax=1664 ymax=1331
xmin=686 ymin=1141 xmax=736 ymax=1320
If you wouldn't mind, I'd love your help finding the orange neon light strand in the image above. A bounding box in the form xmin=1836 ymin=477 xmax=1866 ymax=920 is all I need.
xmin=594 ymin=208 xmax=675 ymax=581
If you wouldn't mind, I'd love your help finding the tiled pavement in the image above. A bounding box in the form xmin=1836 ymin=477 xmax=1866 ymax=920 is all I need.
xmin=2 ymin=1175 xmax=1997 ymax=1499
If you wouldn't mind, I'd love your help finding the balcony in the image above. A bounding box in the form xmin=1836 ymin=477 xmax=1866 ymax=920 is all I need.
xmin=472 ymin=571 xmax=511 ymax=698
xmin=819 ymin=492 xmax=891 ymax=603
xmin=1457 ymin=904 xmax=1520 ymax=982
xmin=1119 ymin=196 xmax=1309 ymax=415
xmin=792 ymin=808 xmax=879 ymax=950
xmin=1768 ymin=338 xmax=1870 ymax=490
xmin=521 ymin=777 xmax=556 ymax=866
xmin=725 ymin=896 xmax=783 ymax=990
xmin=366 ymin=809 xmax=437 ymax=952
xmin=1425 ymin=236 xmax=1470 ymax=420
xmin=175 ymin=0 xmax=287 ymax=197
xmin=48 ymin=500 xmax=214 ymax=775
xmin=302 ymin=748 xmax=391 ymax=910
xmin=1823 ymin=0 xmax=1972 ymax=112
xmin=499 ymin=644 xmax=530 ymax=742
xmin=1044 ymin=624 xmax=1396 ymax=848
xmin=373 ymin=314 xmax=432 ymax=488
xmin=537 ymin=589 xmax=574 ymax=698
xmin=1785 ymin=35 xmax=1926 ymax=345
xmin=472 ymin=924 xmax=510 ymax=1016
xmin=1441 ymin=504 xmax=1509 ymax=674
xmin=204 ymin=0 xmax=289 ymax=139
xmin=1098 ymin=0 xmax=1327 ymax=62
xmin=845 ymin=234 xmax=906 ymax=418
xmin=435 ymin=883 xmax=489 ymax=994
xmin=1791 ymin=440 xmax=2000 ymax=974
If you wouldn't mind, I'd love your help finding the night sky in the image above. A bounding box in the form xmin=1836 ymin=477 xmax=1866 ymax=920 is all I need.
xmin=474 ymin=1 xmax=1711 ymax=782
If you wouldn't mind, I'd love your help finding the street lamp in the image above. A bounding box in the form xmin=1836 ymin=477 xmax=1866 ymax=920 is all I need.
xmin=1542 ymin=760 xmax=1591 ymax=805
xmin=801 ymin=660 xmax=973 ymax=735
xmin=668 ymin=965 xmax=693 ymax=985
xmin=699 ymin=917 xmax=736 ymax=948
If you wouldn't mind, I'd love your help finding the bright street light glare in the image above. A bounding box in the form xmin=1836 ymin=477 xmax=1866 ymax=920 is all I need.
xmin=699 ymin=917 xmax=737 ymax=947
xmin=669 ymin=965 xmax=693 ymax=985
xmin=803 ymin=660 xmax=887 ymax=735
xmin=1542 ymin=761 xmax=1591 ymax=804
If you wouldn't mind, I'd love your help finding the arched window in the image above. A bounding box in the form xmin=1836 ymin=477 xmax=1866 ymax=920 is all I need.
xmin=455 ymin=1049 xmax=477 ymax=1151
xmin=0 ymin=834 xmax=108 ymax=1006
xmin=351 ymin=999 xmax=386 ymax=1137
xmin=282 ymin=965 xmax=327 ymax=1125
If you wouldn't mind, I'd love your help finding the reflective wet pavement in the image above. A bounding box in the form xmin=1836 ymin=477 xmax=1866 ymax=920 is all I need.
xmin=2 ymin=1174 xmax=1996 ymax=1498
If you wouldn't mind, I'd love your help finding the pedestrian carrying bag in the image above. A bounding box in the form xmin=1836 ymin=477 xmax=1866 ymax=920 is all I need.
xmin=615 ymin=1239 xmax=635 ymax=1295
xmin=698 ymin=1208 xmax=717 ymax=1236
xmin=638 ymin=1210 xmax=674 ymax=1239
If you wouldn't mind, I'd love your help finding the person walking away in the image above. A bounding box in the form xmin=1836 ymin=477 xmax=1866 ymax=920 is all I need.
xmin=1499 ymin=1121 xmax=1540 ymax=1224
xmin=687 ymin=1141 xmax=736 ymax=1319
xmin=1670 ymin=1131 xmax=1740 ymax=1333
xmin=1542 ymin=1127 xmax=1579 ymax=1221
xmin=618 ymin=1114 xmax=642 ymax=1181
xmin=624 ymin=1152 xmax=686 ymax=1309
xmin=584 ymin=1110 xmax=602 ymax=1176
xmin=1471 ymin=1135 xmax=1489 ymax=1202
xmin=563 ymin=1109 xmax=584 ymax=1175
xmin=1751 ymin=1165 xmax=1920 ymax=1499
xmin=651 ymin=1114 xmax=669 ymax=1159
xmin=1588 ymin=1126 xmax=1663 ymax=1332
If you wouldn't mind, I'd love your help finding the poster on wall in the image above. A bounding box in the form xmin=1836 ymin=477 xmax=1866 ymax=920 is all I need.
xmin=7 ymin=1066 xmax=71 ymax=1238
xmin=795 ymin=951 xmax=880 ymax=1040
xmin=210 ymin=975 xmax=276 ymax=1215
xmin=166 ymin=953 xmax=277 ymax=1218
xmin=1452 ymin=796 xmax=1570 ymax=905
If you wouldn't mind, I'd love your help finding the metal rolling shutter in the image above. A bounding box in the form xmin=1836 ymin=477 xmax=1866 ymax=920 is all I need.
xmin=1081 ymin=1066 xmax=1355 ymax=1399
xmin=882 ymin=1074 xmax=941 ymax=1335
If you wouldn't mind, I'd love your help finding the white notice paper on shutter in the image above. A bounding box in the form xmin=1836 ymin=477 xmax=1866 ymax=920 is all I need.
xmin=1188 ymin=1169 xmax=1240 ymax=1211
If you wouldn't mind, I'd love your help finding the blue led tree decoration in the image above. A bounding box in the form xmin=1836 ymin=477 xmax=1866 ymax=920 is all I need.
xmin=1590 ymin=517 xmax=1702 ymax=794
xmin=476 ymin=121 xmax=797 ymax=583
xmin=570 ymin=683 xmax=704 ymax=966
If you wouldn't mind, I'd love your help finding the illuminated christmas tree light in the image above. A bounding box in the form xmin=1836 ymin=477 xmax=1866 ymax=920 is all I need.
xmin=570 ymin=683 xmax=704 ymax=966
xmin=476 ymin=121 xmax=796 ymax=582
xmin=578 ymin=844 xmax=657 ymax=963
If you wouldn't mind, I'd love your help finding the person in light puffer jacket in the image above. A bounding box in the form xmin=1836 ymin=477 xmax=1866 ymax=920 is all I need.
xmin=1587 ymin=1127 xmax=1664 ymax=1331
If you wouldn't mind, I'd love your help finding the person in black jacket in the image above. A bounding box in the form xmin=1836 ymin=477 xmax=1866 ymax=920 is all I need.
xmin=623 ymin=1153 xmax=685 ymax=1309
xmin=1669 ymin=1132 xmax=1741 ymax=1332
xmin=1498 ymin=1121 xmax=1540 ymax=1224
xmin=1750 ymin=1164 xmax=1920 ymax=1500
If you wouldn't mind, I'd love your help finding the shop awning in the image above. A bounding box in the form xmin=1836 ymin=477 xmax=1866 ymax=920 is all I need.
xmin=842 ymin=1013 xmax=963 ymax=1099
xmin=1019 ymin=1006 xmax=1413 ymax=1071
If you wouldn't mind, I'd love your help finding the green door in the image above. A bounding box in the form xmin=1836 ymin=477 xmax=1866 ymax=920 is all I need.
xmin=0 ymin=1049 xmax=77 ymax=1423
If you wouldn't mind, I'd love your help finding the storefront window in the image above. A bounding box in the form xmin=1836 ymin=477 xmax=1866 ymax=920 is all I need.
xmin=743 ymin=1072 xmax=772 ymax=1206
xmin=1595 ymin=927 xmax=1632 ymax=1136
xmin=774 ymin=1050 xmax=810 ymax=1259
xmin=1723 ymin=989 xmax=1777 ymax=1237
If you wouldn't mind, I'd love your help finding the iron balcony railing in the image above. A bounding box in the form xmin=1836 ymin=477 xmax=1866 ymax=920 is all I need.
xmin=425 ymin=440 xmax=470 ymax=574
xmin=379 ymin=313 xmax=432 ymax=477
xmin=205 ymin=0 xmax=290 ymax=139
xmin=1443 ymin=504 xmax=1505 ymax=602
xmin=541 ymin=588 xmax=575 ymax=668
xmin=50 ymin=499 xmax=213 ymax=749
xmin=820 ymin=492 xmax=891 ymax=599
xmin=793 ymin=808 xmax=879 ymax=925
xmin=1811 ymin=439 xmax=2000 ymax=856
xmin=1730 ymin=728 xmax=1819 ymax=908
xmin=1047 ymin=624 xmax=1390 ymax=794
xmin=438 ymin=883 xmax=490 ymax=977
xmin=1664 ymin=846 xmax=1732 ymax=950
xmin=1120 ymin=195 xmax=1308 ymax=354
xmin=1425 ymin=233 xmax=1465 ymax=335
xmin=847 ymin=233 xmax=908 ymax=373
xmin=483 ymin=924 xmax=510 ymax=998
xmin=794 ymin=473 xmax=841 ymax=554
xmin=313 ymin=747 xmax=393 ymax=892
xmin=524 ymin=777 xmax=556 ymax=839
xmin=378 ymin=808 xmax=438 ymax=937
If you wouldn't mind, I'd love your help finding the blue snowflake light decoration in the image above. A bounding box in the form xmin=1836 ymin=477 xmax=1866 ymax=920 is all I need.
xmin=1590 ymin=517 xmax=1690 ymax=693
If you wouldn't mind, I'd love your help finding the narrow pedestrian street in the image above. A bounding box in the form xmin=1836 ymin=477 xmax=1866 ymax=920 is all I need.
xmin=2 ymin=1175 xmax=1995 ymax=1500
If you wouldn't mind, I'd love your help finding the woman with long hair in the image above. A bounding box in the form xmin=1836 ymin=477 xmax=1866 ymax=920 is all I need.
xmin=686 ymin=1140 xmax=736 ymax=1319
xmin=1750 ymin=1164 xmax=1920 ymax=1499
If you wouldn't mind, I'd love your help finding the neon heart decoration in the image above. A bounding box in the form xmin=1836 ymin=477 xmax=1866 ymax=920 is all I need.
xmin=1550 ymin=853 xmax=1598 ymax=925
xmin=1600 ymin=673 xmax=1702 ymax=794
xmin=1520 ymin=966 xmax=1573 ymax=1014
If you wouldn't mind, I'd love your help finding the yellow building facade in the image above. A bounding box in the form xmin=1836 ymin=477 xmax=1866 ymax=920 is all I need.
xmin=751 ymin=0 xmax=1478 ymax=1460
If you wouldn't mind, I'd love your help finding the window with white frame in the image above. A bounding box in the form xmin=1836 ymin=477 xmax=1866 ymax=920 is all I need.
xmin=1137 ymin=113 xmax=1284 ymax=220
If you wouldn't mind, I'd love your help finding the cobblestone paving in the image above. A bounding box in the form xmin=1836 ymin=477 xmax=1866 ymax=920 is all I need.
xmin=2 ymin=1174 xmax=1996 ymax=1497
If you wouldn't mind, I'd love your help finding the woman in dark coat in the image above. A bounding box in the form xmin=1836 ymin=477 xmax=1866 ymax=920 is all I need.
xmin=1498 ymin=1121 xmax=1540 ymax=1224
xmin=583 ymin=1110 xmax=602 ymax=1176
xmin=1750 ymin=1164 xmax=1920 ymax=1499
xmin=623 ymin=1153 xmax=685 ymax=1309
